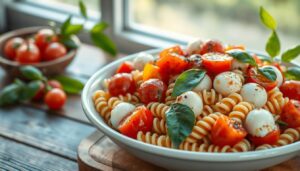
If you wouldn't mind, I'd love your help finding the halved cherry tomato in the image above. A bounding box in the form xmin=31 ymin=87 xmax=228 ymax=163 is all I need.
xmin=250 ymin=129 xmax=280 ymax=146
xmin=280 ymin=81 xmax=300 ymax=101
xmin=186 ymin=54 xmax=202 ymax=69
xmin=138 ymin=79 xmax=166 ymax=104
xmin=116 ymin=61 xmax=134 ymax=74
xmin=225 ymin=45 xmax=245 ymax=51
xmin=200 ymin=40 xmax=225 ymax=55
xmin=4 ymin=37 xmax=25 ymax=60
xmin=35 ymin=28 xmax=58 ymax=52
xmin=108 ymin=73 xmax=136 ymax=96
xmin=159 ymin=45 xmax=184 ymax=58
xmin=246 ymin=67 xmax=277 ymax=91
xmin=202 ymin=53 xmax=232 ymax=75
xmin=16 ymin=43 xmax=41 ymax=64
xmin=281 ymin=100 xmax=300 ymax=128
xmin=211 ymin=116 xmax=247 ymax=147
xmin=143 ymin=63 xmax=162 ymax=81
xmin=44 ymin=42 xmax=67 ymax=61
xmin=118 ymin=106 xmax=153 ymax=138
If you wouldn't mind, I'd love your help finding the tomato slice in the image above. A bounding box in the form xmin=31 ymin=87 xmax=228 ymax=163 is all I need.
xmin=280 ymin=81 xmax=300 ymax=101
xmin=200 ymin=40 xmax=225 ymax=55
xmin=211 ymin=116 xmax=247 ymax=147
xmin=116 ymin=61 xmax=134 ymax=74
xmin=138 ymin=79 xmax=166 ymax=104
xmin=250 ymin=129 xmax=280 ymax=146
xmin=118 ymin=106 xmax=153 ymax=138
xmin=143 ymin=63 xmax=162 ymax=81
xmin=281 ymin=100 xmax=300 ymax=128
xmin=108 ymin=73 xmax=136 ymax=96
xmin=159 ymin=45 xmax=184 ymax=58
xmin=246 ymin=67 xmax=277 ymax=91
xmin=201 ymin=53 xmax=232 ymax=75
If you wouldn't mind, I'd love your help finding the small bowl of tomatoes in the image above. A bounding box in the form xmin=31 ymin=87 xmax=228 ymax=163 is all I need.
xmin=0 ymin=26 xmax=80 ymax=76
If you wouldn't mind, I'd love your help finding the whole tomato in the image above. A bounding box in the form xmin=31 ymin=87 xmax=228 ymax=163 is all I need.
xmin=43 ymin=42 xmax=67 ymax=61
xmin=108 ymin=73 xmax=136 ymax=96
xmin=35 ymin=28 xmax=58 ymax=52
xmin=280 ymin=81 xmax=300 ymax=101
xmin=116 ymin=61 xmax=134 ymax=74
xmin=4 ymin=37 xmax=25 ymax=60
xmin=16 ymin=43 xmax=41 ymax=64
xmin=281 ymin=100 xmax=300 ymax=128
xmin=138 ymin=79 xmax=166 ymax=104
xmin=44 ymin=88 xmax=67 ymax=110
xmin=32 ymin=80 xmax=63 ymax=101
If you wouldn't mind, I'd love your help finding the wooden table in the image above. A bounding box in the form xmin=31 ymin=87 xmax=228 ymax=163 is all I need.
xmin=0 ymin=44 xmax=111 ymax=171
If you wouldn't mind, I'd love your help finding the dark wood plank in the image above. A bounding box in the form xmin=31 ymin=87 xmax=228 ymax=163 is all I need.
xmin=0 ymin=136 xmax=77 ymax=171
xmin=0 ymin=105 xmax=95 ymax=160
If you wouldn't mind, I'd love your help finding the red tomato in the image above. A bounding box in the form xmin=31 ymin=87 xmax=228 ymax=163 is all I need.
xmin=32 ymin=82 xmax=46 ymax=101
xmin=48 ymin=80 xmax=63 ymax=89
xmin=247 ymin=67 xmax=277 ymax=91
xmin=159 ymin=45 xmax=184 ymax=58
xmin=116 ymin=61 xmax=134 ymax=74
xmin=4 ymin=37 xmax=25 ymax=60
xmin=43 ymin=42 xmax=67 ymax=61
xmin=252 ymin=54 xmax=263 ymax=66
xmin=202 ymin=53 xmax=232 ymax=75
xmin=44 ymin=88 xmax=67 ymax=110
xmin=138 ymin=79 xmax=166 ymax=104
xmin=280 ymin=81 xmax=300 ymax=101
xmin=35 ymin=29 xmax=58 ymax=51
xmin=16 ymin=43 xmax=41 ymax=64
xmin=281 ymin=100 xmax=300 ymax=128
xmin=118 ymin=106 xmax=153 ymax=138
xmin=143 ymin=63 xmax=162 ymax=81
xmin=186 ymin=54 xmax=202 ymax=69
xmin=200 ymin=40 xmax=225 ymax=55
xmin=211 ymin=116 xmax=247 ymax=147
xmin=250 ymin=129 xmax=280 ymax=146
xmin=108 ymin=73 xmax=136 ymax=96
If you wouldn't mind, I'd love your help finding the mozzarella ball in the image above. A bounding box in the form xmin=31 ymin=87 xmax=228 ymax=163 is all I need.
xmin=213 ymin=71 xmax=242 ymax=96
xmin=262 ymin=66 xmax=283 ymax=87
xmin=111 ymin=102 xmax=136 ymax=129
xmin=231 ymin=59 xmax=249 ymax=72
xmin=193 ymin=74 xmax=212 ymax=92
xmin=245 ymin=109 xmax=277 ymax=137
xmin=240 ymin=83 xmax=267 ymax=108
xmin=186 ymin=38 xmax=203 ymax=55
xmin=133 ymin=53 xmax=155 ymax=71
xmin=176 ymin=91 xmax=203 ymax=117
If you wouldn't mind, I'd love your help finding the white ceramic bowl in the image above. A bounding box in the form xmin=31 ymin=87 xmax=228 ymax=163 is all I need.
xmin=82 ymin=49 xmax=300 ymax=171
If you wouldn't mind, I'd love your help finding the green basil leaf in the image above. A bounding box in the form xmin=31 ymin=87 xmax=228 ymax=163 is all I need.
xmin=61 ymin=15 xmax=72 ymax=35
xmin=276 ymin=120 xmax=288 ymax=127
xmin=259 ymin=6 xmax=277 ymax=30
xmin=258 ymin=67 xmax=277 ymax=82
xmin=256 ymin=54 xmax=272 ymax=62
xmin=281 ymin=45 xmax=300 ymax=62
xmin=79 ymin=0 xmax=87 ymax=19
xmin=166 ymin=103 xmax=195 ymax=148
xmin=92 ymin=22 xmax=109 ymax=32
xmin=20 ymin=66 xmax=43 ymax=80
xmin=0 ymin=83 xmax=22 ymax=106
xmin=53 ymin=75 xmax=84 ymax=94
xmin=19 ymin=80 xmax=42 ymax=101
xmin=227 ymin=50 xmax=257 ymax=67
xmin=266 ymin=30 xmax=280 ymax=58
xmin=284 ymin=67 xmax=300 ymax=80
xmin=172 ymin=69 xmax=206 ymax=97
xmin=60 ymin=37 xmax=79 ymax=49
xmin=64 ymin=24 xmax=83 ymax=36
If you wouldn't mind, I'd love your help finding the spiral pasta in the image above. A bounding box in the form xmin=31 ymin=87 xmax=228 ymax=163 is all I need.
xmin=93 ymin=90 xmax=111 ymax=122
xmin=263 ymin=97 xmax=289 ymax=115
xmin=137 ymin=131 xmax=172 ymax=148
xmin=147 ymin=102 xmax=170 ymax=120
xmin=228 ymin=101 xmax=254 ymax=123
xmin=131 ymin=70 xmax=143 ymax=87
xmin=276 ymin=128 xmax=300 ymax=146
xmin=165 ymin=82 xmax=176 ymax=105
xmin=186 ymin=112 xmax=222 ymax=143
xmin=214 ymin=93 xmax=243 ymax=114
xmin=197 ymin=89 xmax=223 ymax=105
xmin=255 ymin=144 xmax=276 ymax=151
xmin=197 ymin=105 xmax=215 ymax=121
xmin=152 ymin=118 xmax=167 ymax=134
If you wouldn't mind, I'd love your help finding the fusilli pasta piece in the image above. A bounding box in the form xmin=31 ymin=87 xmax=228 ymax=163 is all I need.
xmin=232 ymin=69 xmax=245 ymax=83
xmin=93 ymin=90 xmax=111 ymax=122
xmin=137 ymin=131 xmax=172 ymax=148
xmin=229 ymin=101 xmax=254 ymax=123
xmin=197 ymin=105 xmax=215 ymax=120
xmin=118 ymin=93 xmax=140 ymax=103
xmin=131 ymin=70 xmax=143 ymax=87
xmin=276 ymin=128 xmax=300 ymax=146
xmin=152 ymin=118 xmax=167 ymax=134
xmin=165 ymin=82 xmax=176 ymax=105
xmin=214 ymin=93 xmax=243 ymax=114
xmin=231 ymin=139 xmax=252 ymax=152
xmin=267 ymin=87 xmax=283 ymax=100
xmin=147 ymin=102 xmax=170 ymax=120
xmin=263 ymin=97 xmax=289 ymax=115
xmin=196 ymin=89 xmax=223 ymax=105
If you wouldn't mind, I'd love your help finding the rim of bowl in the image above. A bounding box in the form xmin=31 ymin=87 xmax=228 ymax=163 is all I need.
xmin=82 ymin=48 xmax=300 ymax=162
xmin=0 ymin=26 xmax=80 ymax=67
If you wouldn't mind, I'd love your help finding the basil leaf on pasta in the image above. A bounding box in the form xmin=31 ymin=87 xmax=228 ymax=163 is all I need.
xmin=258 ymin=67 xmax=277 ymax=82
xmin=227 ymin=50 xmax=257 ymax=67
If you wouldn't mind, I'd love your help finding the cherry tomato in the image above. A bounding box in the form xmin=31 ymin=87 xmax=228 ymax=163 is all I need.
xmin=44 ymin=88 xmax=67 ymax=110
xmin=138 ymin=79 xmax=166 ymax=104
xmin=43 ymin=42 xmax=67 ymax=61
xmin=4 ymin=37 xmax=25 ymax=60
xmin=281 ymin=100 xmax=300 ymax=128
xmin=16 ymin=43 xmax=41 ymax=64
xmin=48 ymin=80 xmax=63 ymax=89
xmin=108 ymin=73 xmax=136 ymax=96
xmin=200 ymin=40 xmax=225 ymax=55
xmin=247 ymin=67 xmax=277 ymax=91
xmin=143 ymin=63 xmax=162 ymax=81
xmin=116 ymin=61 xmax=134 ymax=74
xmin=280 ymin=81 xmax=300 ymax=101
xmin=250 ymin=129 xmax=280 ymax=146
xmin=186 ymin=54 xmax=202 ymax=69
xmin=35 ymin=29 xmax=58 ymax=51
xmin=211 ymin=116 xmax=247 ymax=147
xmin=202 ymin=53 xmax=232 ymax=75
xmin=32 ymin=82 xmax=46 ymax=101
xmin=159 ymin=45 xmax=184 ymax=59
xmin=118 ymin=106 xmax=153 ymax=138
xmin=225 ymin=45 xmax=245 ymax=51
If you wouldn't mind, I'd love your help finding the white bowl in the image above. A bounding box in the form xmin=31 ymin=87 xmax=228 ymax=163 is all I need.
xmin=82 ymin=49 xmax=300 ymax=171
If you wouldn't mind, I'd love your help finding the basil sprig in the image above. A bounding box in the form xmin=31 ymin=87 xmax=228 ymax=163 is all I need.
xmin=259 ymin=6 xmax=277 ymax=30
xmin=166 ymin=103 xmax=195 ymax=148
xmin=172 ymin=69 xmax=206 ymax=97
xmin=284 ymin=67 xmax=300 ymax=80
xmin=227 ymin=50 xmax=257 ymax=67
xmin=281 ymin=45 xmax=300 ymax=62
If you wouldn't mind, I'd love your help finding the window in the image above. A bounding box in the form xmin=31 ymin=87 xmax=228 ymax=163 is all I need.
xmin=128 ymin=0 xmax=300 ymax=52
